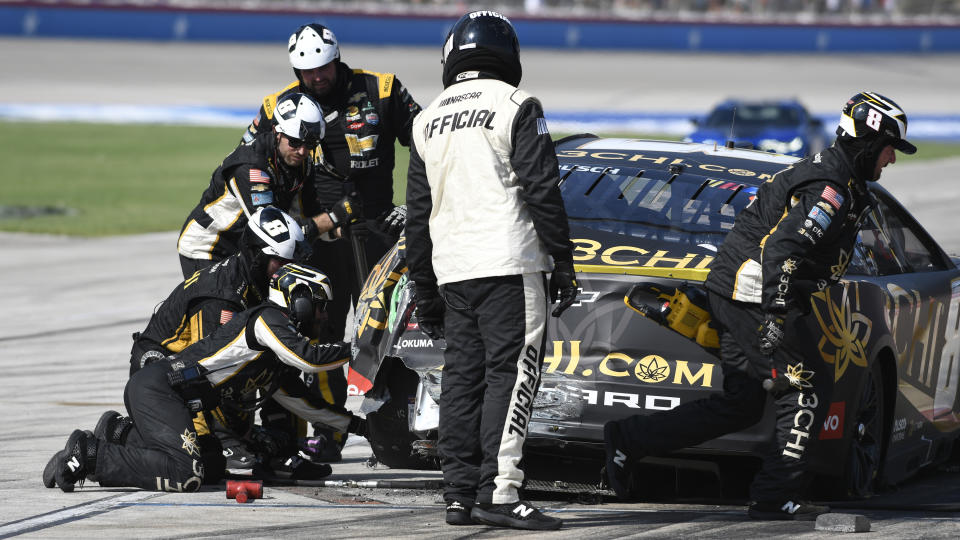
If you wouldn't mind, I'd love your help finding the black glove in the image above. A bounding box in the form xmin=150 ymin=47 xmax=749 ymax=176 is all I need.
xmin=758 ymin=313 xmax=786 ymax=356
xmin=328 ymin=193 xmax=361 ymax=228
xmin=375 ymin=205 xmax=407 ymax=238
xmin=415 ymin=285 xmax=445 ymax=340
xmin=346 ymin=216 xmax=369 ymax=241
xmin=248 ymin=425 xmax=292 ymax=458
xmin=347 ymin=416 xmax=368 ymax=438
xmin=549 ymin=259 xmax=579 ymax=317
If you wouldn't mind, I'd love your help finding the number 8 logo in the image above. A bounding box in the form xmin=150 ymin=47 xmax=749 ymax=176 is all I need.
xmin=865 ymin=109 xmax=882 ymax=131
xmin=263 ymin=219 xmax=288 ymax=236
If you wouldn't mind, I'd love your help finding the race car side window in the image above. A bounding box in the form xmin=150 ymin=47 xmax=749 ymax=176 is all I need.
xmin=849 ymin=212 xmax=906 ymax=277
xmin=872 ymin=191 xmax=952 ymax=273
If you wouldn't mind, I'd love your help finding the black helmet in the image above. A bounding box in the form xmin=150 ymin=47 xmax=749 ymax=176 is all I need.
xmin=441 ymin=10 xmax=521 ymax=88
xmin=241 ymin=207 xmax=311 ymax=296
xmin=268 ymin=263 xmax=333 ymax=331
xmin=837 ymin=92 xmax=916 ymax=154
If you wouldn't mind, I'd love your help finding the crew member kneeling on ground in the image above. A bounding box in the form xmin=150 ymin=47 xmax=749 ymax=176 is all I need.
xmin=128 ymin=207 xmax=359 ymax=479
xmin=405 ymin=11 xmax=577 ymax=531
xmin=45 ymin=263 xmax=361 ymax=492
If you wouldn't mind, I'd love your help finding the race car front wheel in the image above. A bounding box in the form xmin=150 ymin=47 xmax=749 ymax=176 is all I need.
xmin=366 ymin=359 xmax=440 ymax=471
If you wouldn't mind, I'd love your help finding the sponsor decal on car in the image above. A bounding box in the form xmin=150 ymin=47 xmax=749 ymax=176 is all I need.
xmin=819 ymin=401 xmax=846 ymax=440
xmin=543 ymin=340 xmax=715 ymax=387
xmin=395 ymin=338 xmax=434 ymax=349
xmin=556 ymin=150 xmax=777 ymax=181
xmin=581 ymin=389 xmax=680 ymax=410
xmin=559 ymin=164 xmax=621 ymax=174
xmin=810 ymin=282 xmax=870 ymax=383
xmin=572 ymin=238 xmax=714 ymax=277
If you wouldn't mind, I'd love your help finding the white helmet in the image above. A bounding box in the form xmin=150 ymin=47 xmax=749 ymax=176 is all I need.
xmin=274 ymin=93 xmax=325 ymax=144
xmin=288 ymin=24 xmax=340 ymax=70
xmin=246 ymin=207 xmax=309 ymax=261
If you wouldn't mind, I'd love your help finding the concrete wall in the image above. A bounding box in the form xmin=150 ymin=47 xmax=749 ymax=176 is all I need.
xmin=2 ymin=3 xmax=960 ymax=52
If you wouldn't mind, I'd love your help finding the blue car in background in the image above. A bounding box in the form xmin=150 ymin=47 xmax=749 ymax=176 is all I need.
xmin=686 ymin=99 xmax=827 ymax=157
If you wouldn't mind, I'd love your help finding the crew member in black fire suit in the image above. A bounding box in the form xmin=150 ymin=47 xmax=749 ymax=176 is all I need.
xmin=242 ymin=22 xmax=421 ymax=455
xmin=134 ymin=207 xmax=307 ymax=376
xmin=604 ymin=92 xmax=917 ymax=520
xmin=405 ymin=11 xmax=578 ymax=530
xmin=178 ymin=93 xmax=333 ymax=279
xmin=46 ymin=264 xmax=367 ymax=493
xmin=134 ymin=207 xmax=357 ymax=477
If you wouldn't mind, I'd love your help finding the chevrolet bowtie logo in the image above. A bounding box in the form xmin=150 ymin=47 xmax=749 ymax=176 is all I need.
xmin=572 ymin=289 xmax=599 ymax=307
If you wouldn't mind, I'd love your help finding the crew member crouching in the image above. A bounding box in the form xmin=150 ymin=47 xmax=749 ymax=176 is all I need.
xmin=45 ymin=263 xmax=362 ymax=492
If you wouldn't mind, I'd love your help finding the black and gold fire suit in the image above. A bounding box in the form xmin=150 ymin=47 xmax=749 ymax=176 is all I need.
xmin=177 ymin=131 xmax=319 ymax=278
xmin=614 ymin=145 xmax=873 ymax=504
xmin=130 ymin=253 xmax=262 ymax=376
xmin=243 ymin=62 xmax=421 ymax=339
xmin=243 ymin=62 xmax=421 ymax=442
xmin=93 ymin=303 xmax=352 ymax=492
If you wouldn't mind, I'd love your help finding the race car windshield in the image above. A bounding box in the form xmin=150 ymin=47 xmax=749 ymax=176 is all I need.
xmin=560 ymin=167 xmax=757 ymax=251
xmin=704 ymin=105 xmax=802 ymax=129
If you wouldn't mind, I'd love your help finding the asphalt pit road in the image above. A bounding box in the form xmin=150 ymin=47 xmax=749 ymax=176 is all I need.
xmin=0 ymin=205 xmax=78 ymax=219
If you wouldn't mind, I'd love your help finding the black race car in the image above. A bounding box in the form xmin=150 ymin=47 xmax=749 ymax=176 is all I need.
xmin=349 ymin=136 xmax=960 ymax=498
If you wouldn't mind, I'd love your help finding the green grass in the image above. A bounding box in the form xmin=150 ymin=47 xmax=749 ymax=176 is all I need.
xmin=0 ymin=122 xmax=240 ymax=236
xmin=1 ymin=120 xmax=957 ymax=236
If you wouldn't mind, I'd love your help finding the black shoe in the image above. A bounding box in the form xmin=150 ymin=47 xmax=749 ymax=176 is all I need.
xmin=53 ymin=429 xmax=98 ymax=492
xmin=270 ymin=453 xmax=333 ymax=480
xmin=43 ymin=450 xmax=65 ymax=488
xmin=223 ymin=445 xmax=257 ymax=477
xmin=748 ymin=500 xmax=830 ymax=521
xmin=94 ymin=410 xmax=133 ymax=445
xmin=471 ymin=501 xmax=562 ymax=530
xmin=445 ymin=500 xmax=475 ymax=526
xmin=603 ymin=421 xmax=635 ymax=499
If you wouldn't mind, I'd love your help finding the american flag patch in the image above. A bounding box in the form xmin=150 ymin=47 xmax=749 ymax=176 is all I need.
xmin=821 ymin=185 xmax=844 ymax=209
xmin=220 ymin=310 xmax=234 ymax=324
xmin=248 ymin=168 xmax=271 ymax=184
xmin=536 ymin=117 xmax=549 ymax=136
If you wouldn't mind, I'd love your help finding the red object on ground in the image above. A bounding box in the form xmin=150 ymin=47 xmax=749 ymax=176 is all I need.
xmin=226 ymin=479 xmax=263 ymax=503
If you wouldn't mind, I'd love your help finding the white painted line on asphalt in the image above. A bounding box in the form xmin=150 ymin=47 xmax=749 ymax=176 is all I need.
xmin=0 ymin=491 xmax=158 ymax=538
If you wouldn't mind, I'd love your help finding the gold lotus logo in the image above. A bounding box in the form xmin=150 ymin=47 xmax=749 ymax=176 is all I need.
xmin=181 ymin=429 xmax=200 ymax=457
xmin=811 ymin=282 xmax=870 ymax=382
xmin=635 ymin=355 xmax=670 ymax=383
xmin=785 ymin=362 xmax=815 ymax=390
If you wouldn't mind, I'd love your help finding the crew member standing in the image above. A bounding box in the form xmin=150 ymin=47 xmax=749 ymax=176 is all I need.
xmin=241 ymin=23 xmax=421 ymax=455
xmin=604 ymin=92 xmax=917 ymax=520
xmin=242 ymin=22 xmax=420 ymax=340
xmin=405 ymin=11 xmax=578 ymax=531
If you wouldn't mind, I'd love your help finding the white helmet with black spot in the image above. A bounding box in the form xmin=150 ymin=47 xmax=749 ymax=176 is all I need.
xmin=288 ymin=23 xmax=340 ymax=70
xmin=274 ymin=93 xmax=325 ymax=145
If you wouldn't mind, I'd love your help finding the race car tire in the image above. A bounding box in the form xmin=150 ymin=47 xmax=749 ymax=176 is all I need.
xmin=840 ymin=359 xmax=886 ymax=499
xmin=366 ymin=360 xmax=439 ymax=471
